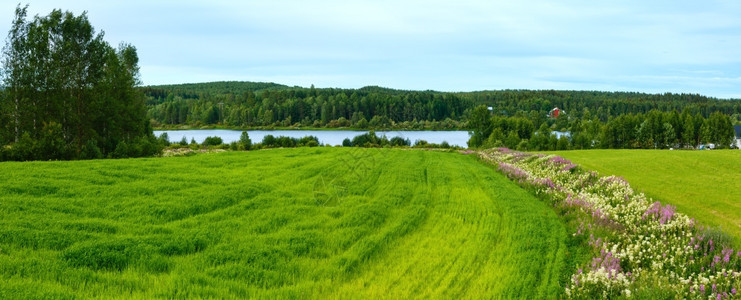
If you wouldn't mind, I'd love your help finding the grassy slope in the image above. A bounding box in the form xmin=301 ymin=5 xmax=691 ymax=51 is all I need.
xmin=551 ymin=149 xmax=741 ymax=246
xmin=0 ymin=148 xmax=573 ymax=299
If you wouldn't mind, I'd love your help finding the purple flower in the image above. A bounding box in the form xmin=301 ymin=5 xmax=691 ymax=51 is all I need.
xmin=722 ymin=248 xmax=732 ymax=263
xmin=732 ymin=288 xmax=737 ymax=295
xmin=590 ymin=250 xmax=622 ymax=279
xmin=561 ymin=163 xmax=578 ymax=172
xmin=643 ymin=201 xmax=676 ymax=224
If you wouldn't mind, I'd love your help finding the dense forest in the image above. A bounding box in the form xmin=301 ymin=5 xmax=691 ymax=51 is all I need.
xmin=143 ymin=82 xmax=741 ymax=130
xmin=0 ymin=6 xmax=158 ymax=161
xmin=142 ymin=82 xmax=471 ymax=130
xmin=467 ymin=105 xmax=736 ymax=150
xmin=143 ymin=81 xmax=741 ymax=150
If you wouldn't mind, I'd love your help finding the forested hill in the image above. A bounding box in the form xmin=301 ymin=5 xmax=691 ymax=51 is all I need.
xmin=143 ymin=82 xmax=469 ymax=129
xmin=464 ymin=90 xmax=739 ymax=117
xmin=142 ymin=81 xmax=741 ymax=130
xmin=141 ymin=81 xmax=291 ymax=100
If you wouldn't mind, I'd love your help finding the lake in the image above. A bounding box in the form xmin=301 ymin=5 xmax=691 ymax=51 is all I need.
xmin=153 ymin=129 xmax=471 ymax=147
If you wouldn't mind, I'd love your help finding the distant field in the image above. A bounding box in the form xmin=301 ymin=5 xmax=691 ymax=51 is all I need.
xmin=0 ymin=148 xmax=575 ymax=298
xmin=551 ymin=149 xmax=741 ymax=246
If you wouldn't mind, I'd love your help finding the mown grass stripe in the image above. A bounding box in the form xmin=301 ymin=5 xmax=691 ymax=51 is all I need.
xmin=551 ymin=149 xmax=741 ymax=247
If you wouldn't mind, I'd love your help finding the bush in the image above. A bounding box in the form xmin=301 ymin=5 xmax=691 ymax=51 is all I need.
xmin=413 ymin=139 xmax=428 ymax=147
xmin=81 ymin=139 xmax=103 ymax=160
xmin=297 ymin=136 xmax=320 ymax=147
xmin=10 ymin=132 xmax=36 ymax=161
xmin=351 ymin=131 xmax=381 ymax=147
xmin=389 ymin=136 xmax=411 ymax=147
xmin=262 ymin=135 xmax=276 ymax=147
xmin=112 ymin=141 xmax=130 ymax=158
xmin=239 ymin=131 xmax=252 ymax=150
xmin=158 ymin=133 xmax=171 ymax=147
xmin=202 ymin=136 xmax=223 ymax=146
xmin=37 ymin=122 xmax=71 ymax=160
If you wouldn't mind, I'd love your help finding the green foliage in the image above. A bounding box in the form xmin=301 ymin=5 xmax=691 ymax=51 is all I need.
xmin=143 ymin=81 xmax=741 ymax=136
xmin=0 ymin=5 xmax=155 ymax=161
xmin=0 ymin=148 xmax=578 ymax=298
xmin=343 ymin=131 xmax=416 ymax=148
xmin=158 ymin=132 xmax=171 ymax=147
xmin=259 ymin=135 xmax=320 ymax=148
xmin=144 ymin=82 xmax=471 ymax=130
xmin=202 ymin=136 xmax=223 ymax=146
xmin=467 ymin=105 xmax=492 ymax=147
xmin=389 ymin=136 xmax=411 ymax=147
xmin=80 ymin=139 xmax=103 ymax=160
xmin=238 ymin=131 xmax=251 ymax=150
xmin=350 ymin=130 xmax=383 ymax=147
xmin=469 ymin=108 xmax=736 ymax=150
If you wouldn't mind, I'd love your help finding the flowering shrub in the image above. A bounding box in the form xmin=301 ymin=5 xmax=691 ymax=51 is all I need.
xmin=479 ymin=148 xmax=741 ymax=298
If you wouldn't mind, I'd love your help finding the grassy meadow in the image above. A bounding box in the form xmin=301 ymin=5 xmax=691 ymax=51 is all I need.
xmin=0 ymin=148 xmax=579 ymax=299
xmin=551 ymin=149 xmax=741 ymax=247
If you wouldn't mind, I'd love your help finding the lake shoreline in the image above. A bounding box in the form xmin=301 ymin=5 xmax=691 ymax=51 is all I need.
xmin=154 ymin=129 xmax=471 ymax=147
xmin=152 ymin=125 xmax=470 ymax=132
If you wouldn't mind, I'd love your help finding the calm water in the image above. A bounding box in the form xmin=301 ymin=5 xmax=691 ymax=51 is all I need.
xmin=154 ymin=129 xmax=470 ymax=147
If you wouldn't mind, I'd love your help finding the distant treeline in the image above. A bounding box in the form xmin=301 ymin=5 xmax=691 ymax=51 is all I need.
xmin=143 ymin=82 xmax=469 ymax=130
xmin=162 ymin=131 xmax=457 ymax=154
xmin=468 ymin=105 xmax=736 ymax=150
xmin=465 ymin=90 xmax=741 ymax=122
xmin=142 ymin=82 xmax=741 ymax=133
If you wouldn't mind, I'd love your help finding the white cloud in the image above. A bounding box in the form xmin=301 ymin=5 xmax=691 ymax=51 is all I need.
xmin=1 ymin=0 xmax=740 ymax=98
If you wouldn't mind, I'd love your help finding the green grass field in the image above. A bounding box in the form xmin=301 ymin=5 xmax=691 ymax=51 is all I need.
xmin=0 ymin=148 xmax=577 ymax=299
xmin=551 ymin=149 xmax=741 ymax=247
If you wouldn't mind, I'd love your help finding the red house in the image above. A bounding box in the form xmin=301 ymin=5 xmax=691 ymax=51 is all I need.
xmin=549 ymin=107 xmax=564 ymax=118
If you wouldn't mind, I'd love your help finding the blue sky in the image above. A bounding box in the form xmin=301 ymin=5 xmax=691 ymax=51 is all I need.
xmin=2 ymin=1 xmax=741 ymax=98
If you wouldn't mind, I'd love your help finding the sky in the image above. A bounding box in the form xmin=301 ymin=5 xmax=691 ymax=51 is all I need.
xmin=2 ymin=1 xmax=741 ymax=98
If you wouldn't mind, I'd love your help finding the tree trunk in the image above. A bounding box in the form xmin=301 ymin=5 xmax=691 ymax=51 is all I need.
xmin=14 ymin=97 xmax=19 ymax=143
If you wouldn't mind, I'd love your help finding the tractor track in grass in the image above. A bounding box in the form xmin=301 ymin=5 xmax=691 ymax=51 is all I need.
xmin=0 ymin=148 xmax=577 ymax=299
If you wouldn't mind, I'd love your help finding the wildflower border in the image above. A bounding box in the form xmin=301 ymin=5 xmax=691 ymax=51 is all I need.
xmin=479 ymin=148 xmax=740 ymax=298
